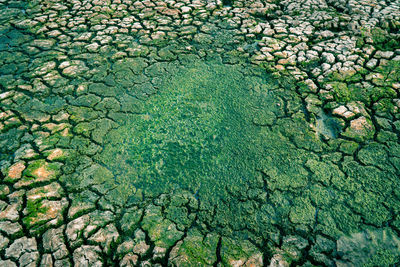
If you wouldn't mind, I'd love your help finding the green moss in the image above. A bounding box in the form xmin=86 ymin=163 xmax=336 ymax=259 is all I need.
xmin=306 ymin=159 xmax=344 ymax=186
xmin=74 ymin=122 xmax=95 ymax=137
xmin=169 ymin=229 xmax=219 ymax=266
xmin=23 ymin=160 xmax=60 ymax=181
xmin=23 ymin=199 xmax=49 ymax=228
xmin=289 ymin=197 xmax=316 ymax=224
xmin=324 ymin=60 xmax=399 ymax=110
xmin=377 ymin=130 xmax=398 ymax=143
xmin=371 ymin=87 xmax=397 ymax=102
xmin=370 ymin=27 xmax=400 ymax=51
xmin=68 ymin=106 xmax=102 ymax=122
xmin=119 ymin=207 xmax=143 ymax=235
xmin=54 ymin=55 xmax=399 ymax=254
xmin=97 ymin=60 xmax=290 ymax=200
xmin=141 ymin=205 xmax=184 ymax=248
xmin=306 ymin=185 xmax=333 ymax=206
xmin=330 ymin=82 xmax=351 ymax=103
xmin=364 ymin=249 xmax=400 ymax=267
xmin=374 ymin=98 xmax=396 ymax=114
xmin=342 ymin=117 xmax=375 ymax=142
xmin=220 ymin=237 xmax=262 ymax=266
xmin=357 ymin=142 xmax=390 ymax=170
xmin=341 ymin=158 xmax=393 ymax=195
xmin=316 ymin=204 xmax=362 ymax=239
xmin=339 ymin=140 xmax=359 ymax=154
xmin=165 ymin=205 xmax=193 ymax=230
xmin=350 ymin=190 xmax=391 ymax=226
xmin=357 ymin=27 xmax=400 ymax=50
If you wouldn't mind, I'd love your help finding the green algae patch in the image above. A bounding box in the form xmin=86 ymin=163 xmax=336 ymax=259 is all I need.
xmin=92 ymin=59 xmax=334 ymax=238
xmin=96 ymin=60 xmax=285 ymax=200
xmin=87 ymin=58 xmax=399 ymax=243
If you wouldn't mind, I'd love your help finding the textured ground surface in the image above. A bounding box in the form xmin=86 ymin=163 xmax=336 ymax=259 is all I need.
xmin=0 ymin=0 xmax=400 ymax=266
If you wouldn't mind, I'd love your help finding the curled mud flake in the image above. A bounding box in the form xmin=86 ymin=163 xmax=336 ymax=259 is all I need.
xmin=6 ymin=161 xmax=26 ymax=181
xmin=343 ymin=116 xmax=375 ymax=141
xmin=46 ymin=148 xmax=65 ymax=161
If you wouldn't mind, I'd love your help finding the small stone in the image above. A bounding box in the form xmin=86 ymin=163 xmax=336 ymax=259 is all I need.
xmin=133 ymin=241 xmax=150 ymax=256
xmin=151 ymin=31 xmax=166 ymax=40
xmin=220 ymin=237 xmax=263 ymax=267
xmin=180 ymin=26 xmax=197 ymax=35
xmin=19 ymin=251 xmax=39 ymax=267
xmin=366 ymin=72 xmax=384 ymax=81
xmin=304 ymin=79 xmax=318 ymax=93
xmin=54 ymin=258 xmax=71 ymax=267
xmin=75 ymin=32 xmax=93 ymax=41
xmin=33 ymin=61 xmax=57 ymax=76
xmin=181 ymin=6 xmax=191 ymax=13
xmin=86 ymin=43 xmax=100 ymax=52
xmin=152 ymin=246 xmax=167 ymax=261
xmin=321 ymin=63 xmax=331 ymax=72
xmin=332 ymin=105 xmax=347 ymax=116
xmin=0 ymin=202 xmax=20 ymax=221
xmin=14 ymin=144 xmax=38 ymax=160
xmin=15 ymin=160 xmax=61 ymax=188
xmin=117 ymin=240 xmax=135 ymax=257
xmin=14 ymin=19 xmax=39 ymax=29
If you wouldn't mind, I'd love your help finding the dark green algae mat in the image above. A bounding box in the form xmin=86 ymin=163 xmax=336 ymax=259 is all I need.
xmin=61 ymin=57 xmax=400 ymax=240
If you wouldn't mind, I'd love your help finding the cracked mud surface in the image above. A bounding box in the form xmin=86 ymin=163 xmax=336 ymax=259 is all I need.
xmin=0 ymin=0 xmax=400 ymax=266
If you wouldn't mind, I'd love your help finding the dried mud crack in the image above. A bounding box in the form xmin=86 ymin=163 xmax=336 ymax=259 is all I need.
xmin=0 ymin=0 xmax=400 ymax=266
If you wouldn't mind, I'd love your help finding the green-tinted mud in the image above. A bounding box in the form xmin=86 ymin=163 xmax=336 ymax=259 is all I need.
xmin=61 ymin=57 xmax=399 ymax=242
xmin=98 ymin=61 xmax=275 ymax=199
